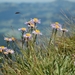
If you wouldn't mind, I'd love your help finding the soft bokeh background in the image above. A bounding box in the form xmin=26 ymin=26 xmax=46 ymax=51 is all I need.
xmin=0 ymin=0 xmax=75 ymax=45
xmin=0 ymin=0 xmax=75 ymax=3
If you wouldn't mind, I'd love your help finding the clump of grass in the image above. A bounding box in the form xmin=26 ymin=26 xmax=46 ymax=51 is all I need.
xmin=0 ymin=18 xmax=75 ymax=75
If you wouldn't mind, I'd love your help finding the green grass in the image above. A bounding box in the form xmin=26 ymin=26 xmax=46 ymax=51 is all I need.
xmin=0 ymin=19 xmax=75 ymax=75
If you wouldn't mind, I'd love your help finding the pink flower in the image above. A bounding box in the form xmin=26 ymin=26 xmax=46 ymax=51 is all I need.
xmin=7 ymin=49 xmax=14 ymax=54
xmin=23 ymin=33 xmax=32 ymax=41
xmin=51 ymin=22 xmax=62 ymax=30
xmin=25 ymin=21 xmax=33 ymax=25
xmin=23 ymin=33 xmax=31 ymax=38
xmin=0 ymin=46 xmax=7 ymax=53
xmin=32 ymin=29 xmax=42 ymax=35
xmin=60 ymin=28 xmax=68 ymax=32
xmin=18 ymin=28 xmax=27 ymax=32
xmin=31 ymin=18 xmax=41 ymax=24
xmin=4 ymin=49 xmax=14 ymax=54
xmin=4 ymin=37 xmax=12 ymax=42
xmin=28 ymin=24 xmax=35 ymax=28
xmin=0 ymin=46 xmax=7 ymax=50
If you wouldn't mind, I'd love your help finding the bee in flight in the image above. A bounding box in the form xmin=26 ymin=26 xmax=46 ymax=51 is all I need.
xmin=15 ymin=12 xmax=20 ymax=14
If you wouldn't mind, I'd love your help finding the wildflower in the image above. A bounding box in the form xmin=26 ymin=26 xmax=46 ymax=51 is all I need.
xmin=28 ymin=24 xmax=35 ymax=28
xmin=23 ymin=33 xmax=31 ymax=38
xmin=3 ymin=49 xmax=14 ymax=55
xmin=4 ymin=37 xmax=12 ymax=42
xmin=0 ymin=49 xmax=2 ymax=52
xmin=25 ymin=21 xmax=33 ymax=25
xmin=32 ymin=29 xmax=42 ymax=35
xmin=18 ymin=28 xmax=26 ymax=32
xmin=31 ymin=18 xmax=41 ymax=24
xmin=11 ymin=37 xmax=15 ymax=41
xmin=23 ymin=33 xmax=31 ymax=41
xmin=61 ymin=28 xmax=68 ymax=32
xmin=0 ymin=46 xmax=7 ymax=52
xmin=7 ymin=49 xmax=14 ymax=54
xmin=51 ymin=22 xmax=62 ymax=29
xmin=3 ymin=52 xmax=8 ymax=55
xmin=0 ymin=46 xmax=7 ymax=50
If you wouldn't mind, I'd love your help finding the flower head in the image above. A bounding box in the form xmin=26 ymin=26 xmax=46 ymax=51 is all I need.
xmin=11 ymin=37 xmax=15 ymax=41
xmin=55 ymin=22 xmax=59 ymax=25
xmin=51 ymin=22 xmax=62 ymax=29
xmin=18 ymin=28 xmax=26 ymax=32
xmin=31 ymin=18 xmax=41 ymax=24
xmin=0 ymin=49 xmax=2 ymax=52
xmin=23 ymin=33 xmax=32 ymax=41
xmin=32 ymin=29 xmax=42 ymax=35
xmin=28 ymin=24 xmax=35 ymax=28
xmin=25 ymin=21 xmax=33 ymax=25
xmin=61 ymin=28 xmax=68 ymax=32
xmin=3 ymin=52 xmax=8 ymax=55
xmin=0 ymin=46 xmax=7 ymax=52
xmin=7 ymin=49 xmax=14 ymax=54
xmin=23 ymin=33 xmax=31 ymax=38
xmin=0 ymin=46 xmax=7 ymax=50
xmin=3 ymin=49 xmax=14 ymax=54
xmin=4 ymin=37 xmax=12 ymax=42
